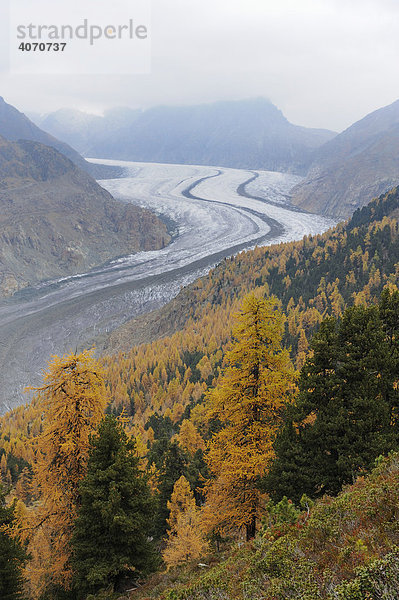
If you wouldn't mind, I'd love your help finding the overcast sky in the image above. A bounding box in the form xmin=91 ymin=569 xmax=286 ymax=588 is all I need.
xmin=1 ymin=0 xmax=399 ymax=132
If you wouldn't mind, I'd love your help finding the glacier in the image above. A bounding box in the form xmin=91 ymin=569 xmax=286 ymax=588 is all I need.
xmin=0 ymin=160 xmax=335 ymax=413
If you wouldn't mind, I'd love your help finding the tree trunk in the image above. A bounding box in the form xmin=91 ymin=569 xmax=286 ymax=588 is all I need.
xmin=246 ymin=513 xmax=256 ymax=541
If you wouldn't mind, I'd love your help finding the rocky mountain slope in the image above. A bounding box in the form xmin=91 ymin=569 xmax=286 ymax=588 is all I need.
xmin=0 ymin=97 xmax=120 ymax=179
xmin=291 ymin=99 xmax=399 ymax=218
xmin=0 ymin=136 xmax=170 ymax=296
xmin=35 ymin=98 xmax=336 ymax=175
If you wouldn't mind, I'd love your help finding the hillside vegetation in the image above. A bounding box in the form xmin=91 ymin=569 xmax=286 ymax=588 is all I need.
xmin=134 ymin=452 xmax=399 ymax=600
xmin=2 ymin=187 xmax=399 ymax=599
xmin=2 ymin=187 xmax=399 ymax=453
xmin=97 ymin=187 xmax=399 ymax=435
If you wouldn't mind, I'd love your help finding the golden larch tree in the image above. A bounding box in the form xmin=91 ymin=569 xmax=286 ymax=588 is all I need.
xmin=27 ymin=350 xmax=107 ymax=596
xmin=203 ymin=293 xmax=296 ymax=540
xmin=0 ymin=453 xmax=7 ymax=479
xmin=163 ymin=475 xmax=208 ymax=568
xmin=173 ymin=419 xmax=205 ymax=455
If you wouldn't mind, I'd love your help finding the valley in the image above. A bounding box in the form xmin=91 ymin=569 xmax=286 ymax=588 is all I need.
xmin=3 ymin=5 xmax=399 ymax=597
xmin=0 ymin=161 xmax=334 ymax=414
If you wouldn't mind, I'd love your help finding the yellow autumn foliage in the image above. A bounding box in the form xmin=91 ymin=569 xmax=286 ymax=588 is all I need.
xmin=163 ymin=476 xmax=208 ymax=568
xmin=26 ymin=350 xmax=107 ymax=596
xmin=203 ymin=294 xmax=297 ymax=540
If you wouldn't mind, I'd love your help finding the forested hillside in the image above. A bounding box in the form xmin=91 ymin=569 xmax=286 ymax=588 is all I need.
xmin=134 ymin=452 xmax=399 ymax=600
xmin=2 ymin=187 xmax=399 ymax=599
xmin=100 ymin=185 xmax=399 ymax=429
xmin=2 ymin=186 xmax=399 ymax=458
xmin=107 ymin=185 xmax=399 ymax=356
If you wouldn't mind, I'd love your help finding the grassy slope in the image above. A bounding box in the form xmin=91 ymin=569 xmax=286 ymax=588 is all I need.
xmin=135 ymin=454 xmax=399 ymax=600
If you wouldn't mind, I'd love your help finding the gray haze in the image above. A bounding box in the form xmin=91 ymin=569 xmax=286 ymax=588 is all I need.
xmin=1 ymin=0 xmax=399 ymax=131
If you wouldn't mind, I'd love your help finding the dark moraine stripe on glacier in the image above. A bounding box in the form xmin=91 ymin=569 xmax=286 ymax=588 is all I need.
xmin=237 ymin=171 xmax=308 ymax=213
xmin=182 ymin=170 xmax=286 ymax=239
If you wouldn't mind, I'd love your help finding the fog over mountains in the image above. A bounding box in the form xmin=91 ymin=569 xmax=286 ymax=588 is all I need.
xmin=11 ymin=95 xmax=399 ymax=219
xmin=32 ymin=98 xmax=336 ymax=175
xmin=30 ymin=97 xmax=399 ymax=219
xmin=31 ymin=107 xmax=141 ymax=158
xmin=0 ymin=97 xmax=120 ymax=180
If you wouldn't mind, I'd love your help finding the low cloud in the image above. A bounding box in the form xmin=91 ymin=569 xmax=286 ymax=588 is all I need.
xmin=0 ymin=0 xmax=398 ymax=131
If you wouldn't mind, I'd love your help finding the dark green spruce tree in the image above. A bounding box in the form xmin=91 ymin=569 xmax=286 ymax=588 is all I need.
xmin=145 ymin=414 xmax=208 ymax=538
xmin=266 ymin=290 xmax=399 ymax=503
xmin=0 ymin=486 xmax=27 ymax=600
xmin=149 ymin=439 xmax=188 ymax=539
xmin=71 ymin=416 xmax=157 ymax=597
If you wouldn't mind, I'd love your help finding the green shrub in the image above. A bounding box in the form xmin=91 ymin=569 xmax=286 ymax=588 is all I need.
xmin=337 ymin=550 xmax=399 ymax=600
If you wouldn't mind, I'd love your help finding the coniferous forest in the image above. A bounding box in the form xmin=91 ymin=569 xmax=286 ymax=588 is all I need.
xmin=2 ymin=186 xmax=399 ymax=598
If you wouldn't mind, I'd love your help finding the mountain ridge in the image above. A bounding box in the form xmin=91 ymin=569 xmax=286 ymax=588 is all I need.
xmin=0 ymin=135 xmax=170 ymax=296
xmin=32 ymin=98 xmax=336 ymax=175
xmin=0 ymin=97 xmax=121 ymax=180
xmin=31 ymin=106 xmax=141 ymax=156
xmin=291 ymin=99 xmax=399 ymax=217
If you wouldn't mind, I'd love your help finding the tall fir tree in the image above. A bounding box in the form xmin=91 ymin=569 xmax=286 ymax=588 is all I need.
xmin=149 ymin=439 xmax=189 ymax=539
xmin=203 ymin=293 xmax=296 ymax=540
xmin=0 ymin=486 xmax=27 ymax=600
xmin=266 ymin=293 xmax=399 ymax=503
xmin=71 ymin=416 xmax=157 ymax=597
